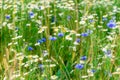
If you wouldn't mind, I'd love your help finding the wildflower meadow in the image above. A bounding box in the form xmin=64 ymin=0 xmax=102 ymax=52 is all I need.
xmin=1 ymin=0 xmax=120 ymax=80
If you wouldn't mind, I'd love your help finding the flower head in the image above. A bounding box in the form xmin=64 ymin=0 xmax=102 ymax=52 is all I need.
xmin=104 ymin=49 xmax=112 ymax=58
xmin=29 ymin=12 xmax=34 ymax=16
xmin=91 ymin=69 xmax=96 ymax=73
xmin=6 ymin=15 xmax=10 ymax=19
xmin=38 ymin=64 xmax=44 ymax=68
xmin=37 ymin=38 xmax=46 ymax=44
xmin=89 ymin=19 xmax=94 ymax=23
xmin=80 ymin=56 xmax=87 ymax=60
xmin=42 ymin=50 xmax=48 ymax=57
xmin=76 ymin=38 xmax=80 ymax=43
xmin=41 ymin=38 xmax=46 ymax=42
xmin=67 ymin=15 xmax=71 ymax=21
xmin=58 ymin=33 xmax=64 ymax=37
xmin=29 ymin=12 xmax=34 ymax=18
xmin=81 ymin=33 xmax=88 ymax=37
xmin=75 ymin=64 xmax=84 ymax=69
xmin=107 ymin=20 xmax=116 ymax=28
xmin=49 ymin=36 xmax=57 ymax=41
xmin=28 ymin=46 xmax=33 ymax=51
xmin=37 ymin=40 xmax=43 ymax=44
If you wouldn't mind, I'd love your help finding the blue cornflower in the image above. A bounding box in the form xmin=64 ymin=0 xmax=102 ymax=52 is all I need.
xmin=75 ymin=64 xmax=84 ymax=69
xmin=38 ymin=64 xmax=44 ymax=68
xmin=29 ymin=12 xmax=34 ymax=18
xmin=104 ymin=50 xmax=111 ymax=54
xmin=37 ymin=40 xmax=43 ymax=44
xmin=28 ymin=46 xmax=33 ymax=51
xmin=80 ymin=56 xmax=87 ymax=60
xmin=104 ymin=50 xmax=112 ymax=58
xmin=49 ymin=37 xmax=57 ymax=41
xmin=58 ymin=33 xmax=64 ymax=37
xmin=42 ymin=50 xmax=48 ymax=57
xmin=91 ymin=69 xmax=96 ymax=73
xmin=107 ymin=20 xmax=116 ymax=28
xmin=81 ymin=33 xmax=88 ymax=37
xmin=89 ymin=19 xmax=94 ymax=23
xmin=41 ymin=38 xmax=46 ymax=42
xmin=67 ymin=15 xmax=71 ymax=21
xmin=76 ymin=38 xmax=80 ymax=43
xmin=6 ymin=15 xmax=10 ymax=19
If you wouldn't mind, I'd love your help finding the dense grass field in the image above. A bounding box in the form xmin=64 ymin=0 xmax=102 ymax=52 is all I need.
xmin=1 ymin=0 xmax=120 ymax=80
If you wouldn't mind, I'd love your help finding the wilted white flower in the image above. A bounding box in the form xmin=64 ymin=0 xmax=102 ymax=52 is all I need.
xmin=51 ymin=75 xmax=58 ymax=80
xmin=2 ymin=22 xmax=7 ymax=26
xmin=73 ymin=42 xmax=79 ymax=45
xmin=81 ymin=75 xmax=88 ymax=78
xmin=65 ymin=35 xmax=72 ymax=40
xmin=50 ymin=64 xmax=56 ymax=67
xmin=106 ymin=36 xmax=114 ymax=41
xmin=79 ymin=20 xmax=86 ymax=25
xmin=24 ymin=64 xmax=29 ymax=67
xmin=72 ymin=46 xmax=76 ymax=51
